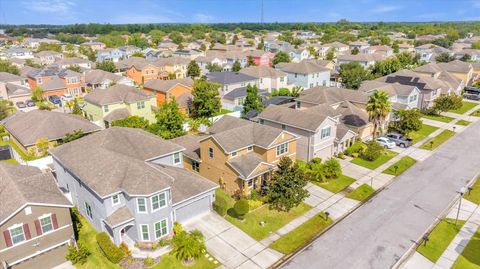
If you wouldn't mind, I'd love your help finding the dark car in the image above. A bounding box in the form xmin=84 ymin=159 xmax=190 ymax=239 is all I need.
xmin=48 ymin=95 xmax=61 ymax=105
xmin=15 ymin=101 xmax=26 ymax=109
xmin=386 ymin=132 xmax=413 ymax=148
xmin=26 ymin=100 xmax=35 ymax=107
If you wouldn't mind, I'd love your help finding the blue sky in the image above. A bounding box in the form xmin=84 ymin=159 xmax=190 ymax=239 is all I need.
xmin=0 ymin=0 xmax=479 ymax=25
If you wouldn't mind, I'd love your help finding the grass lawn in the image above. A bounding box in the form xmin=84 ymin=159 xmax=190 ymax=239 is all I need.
xmin=465 ymin=178 xmax=480 ymax=205
xmin=471 ymin=109 xmax=480 ymax=117
xmin=417 ymin=218 xmax=466 ymax=263
xmin=312 ymin=175 xmax=356 ymax=193
xmin=419 ymin=130 xmax=455 ymax=150
xmin=270 ymin=212 xmax=333 ymax=254
xmin=350 ymin=150 xmax=398 ymax=170
xmin=225 ymin=203 xmax=311 ymax=241
xmin=452 ymin=228 xmax=480 ymax=269
xmin=153 ymin=253 xmax=219 ymax=269
xmin=382 ymin=156 xmax=417 ymax=175
xmin=1 ymin=158 xmax=18 ymax=164
xmin=0 ymin=139 xmax=38 ymax=161
xmin=456 ymin=119 xmax=471 ymax=126
xmin=409 ymin=124 xmax=439 ymax=144
xmin=215 ymin=108 xmax=233 ymax=116
xmin=345 ymin=184 xmax=375 ymax=201
xmin=449 ymin=101 xmax=478 ymax=114
xmin=422 ymin=113 xmax=455 ymax=123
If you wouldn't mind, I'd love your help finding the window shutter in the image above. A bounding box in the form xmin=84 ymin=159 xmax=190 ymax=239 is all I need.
xmin=3 ymin=230 xmax=12 ymax=247
xmin=35 ymin=220 xmax=42 ymax=236
xmin=52 ymin=214 xmax=58 ymax=229
xmin=23 ymin=224 xmax=31 ymax=240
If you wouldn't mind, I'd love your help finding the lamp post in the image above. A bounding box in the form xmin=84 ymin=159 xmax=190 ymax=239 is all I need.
xmin=453 ymin=126 xmax=456 ymax=132
xmin=430 ymin=141 xmax=434 ymax=149
xmin=422 ymin=235 xmax=429 ymax=247
xmin=324 ymin=211 xmax=330 ymax=221
xmin=455 ymin=187 xmax=467 ymax=225
xmin=394 ymin=165 xmax=399 ymax=175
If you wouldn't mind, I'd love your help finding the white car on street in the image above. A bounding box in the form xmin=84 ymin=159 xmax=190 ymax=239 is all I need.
xmin=376 ymin=137 xmax=396 ymax=149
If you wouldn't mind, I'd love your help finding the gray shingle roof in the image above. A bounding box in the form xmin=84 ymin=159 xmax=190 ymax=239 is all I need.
xmin=207 ymin=72 xmax=257 ymax=85
xmin=105 ymin=206 xmax=134 ymax=228
xmin=223 ymin=87 xmax=246 ymax=100
xmin=296 ymin=86 xmax=369 ymax=105
xmin=335 ymin=101 xmax=370 ymax=128
xmin=239 ymin=66 xmax=287 ymax=79
xmin=171 ymin=134 xmax=202 ymax=162
xmin=0 ymin=72 xmax=23 ymax=82
xmin=85 ymin=69 xmax=123 ymax=85
xmin=3 ymin=110 xmax=101 ymax=147
xmin=227 ymin=152 xmax=274 ymax=179
xmin=143 ymin=77 xmax=193 ymax=93
xmin=84 ymin=84 xmax=152 ymax=105
xmin=103 ymin=108 xmax=131 ymax=123
xmin=276 ymin=60 xmax=330 ymax=74
xmin=0 ymin=163 xmax=71 ymax=224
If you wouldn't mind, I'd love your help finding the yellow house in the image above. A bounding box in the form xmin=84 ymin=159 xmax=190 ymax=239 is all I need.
xmin=172 ymin=116 xmax=298 ymax=195
xmin=154 ymin=57 xmax=189 ymax=79
xmin=83 ymin=84 xmax=157 ymax=128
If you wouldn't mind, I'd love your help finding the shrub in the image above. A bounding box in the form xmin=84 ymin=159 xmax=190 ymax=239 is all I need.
xmin=233 ymin=199 xmax=250 ymax=219
xmin=96 ymin=232 xmax=125 ymax=264
xmin=173 ymin=222 xmax=183 ymax=235
xmin=213 ymin=194 xmax=229 ymax=216
xmin=337 ymin=152 xmax=346 ymax=159
xmin=66 ymin=244 xmax=90 ymax=265
xmin=248 ymin=199 xmax=263 ymax=210
xmin=144 ymin=256 xmax=155 ymax=267
xmin=323 ymin=158 xmax=342 ymax=179
xmin=119 ymin=242 xmax=131 ymax=256
xmin=362 ymin=141 xmax=384 ymax=161
xmin=0 ymin=125 xmax=4 ymax=133
xmin=250 ymin=189 xmax=259 ymax=200
xmin=352 ymin=152 xmax=359 ymax=158
xmin=345 ymin=141 xmax=367 ymax=156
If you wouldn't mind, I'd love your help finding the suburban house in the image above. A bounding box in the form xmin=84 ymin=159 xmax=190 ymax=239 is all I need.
xmin=96 ymin=48 xmax=123 ymax=63
xmin=27 ymin=66 xmax=83 ymax=97
xmin=349 ymin=41 xmax=370 ymax=51
xmin=455 ymin=48 xmax=480 ymax=61
xmin=172 ymin=49 xmax=205 ymax=60
xmin=83 ymin=84 xmax=156 ymax=128
xmin=2 ymin=110 xmax=101 ymax=156
xmin=0 ymin=163 xmax=74 ymax=269
xmin=195 ymin=55 xmax=229 ymax=74
xmin=53 ymin=57 xmax=93 ymax=70
xmin=34 ymin=51 xmax=63 ymax=65
xmin=337 ymin=53 xmax=388 ymax=69
xmin=0 ymin=47 xmax=33 ymax=59
xmin=239 ymin=66 xmax=288 ymax=92
xmin=153 ymin=57 xmax=189 ymax=79
xmin=415 ymin=44 xmax=454 ymax=63
xmin=275 ymin=60 xmax=331 ymax=89
xmin=359 ymin=80 xmax=421 ymax=110
xmin=50 ymin=127 xmax=218 ymax=246
xmin=125 ymin=60 xmax=164 ymax=85
xmin=118 ymin=46 xmax=141 ymax=58
xmin=143 ymin=77 xmax=193 ymax=112
xmin=81 ymin=41 xmax=106 ymax=51
xmin=413 ymin=60 xmax=474 ymax=85
xmin=84 ymin=69 xmax=134 ymax=90
xmin=173 ymin=116 xmax=298 ymax=195
xmin=286 ymin=48 xmax=311 ymax=62
xmin=365 ymin=45 xmax=394 ymax=57
xmin=206 ymin=72 xmax=259 ymax=110
xmin=244 ymin=50 xmax=274 ymax=67
xmin=0 ymin=72 xmax=31 ymax=103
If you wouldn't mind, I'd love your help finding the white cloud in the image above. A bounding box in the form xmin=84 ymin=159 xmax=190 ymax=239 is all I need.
xmin=372 ymin=5 xmax=402 ymax=13
xmin=195 ymin=13 xmax=214 ymax=23
xmin=25 ymin=0 xmax=75 ymax=14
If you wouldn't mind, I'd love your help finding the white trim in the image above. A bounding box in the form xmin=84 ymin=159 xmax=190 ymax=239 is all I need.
xmin=275 ymin=142 xmax=289 ymax=157
xmin=139 ymin=224 xmax=150 ymax=241
xmin=136 ymin=198 xmax=148 ymax=214
xmin=38 ymin=214 xmax=54 ymax=234
xmin=150 ymin=192 xmax=167 ymax=213
xmin=8 ymin=239 xmax=71 ymax=266
xmin=0 ymin=203 xmax=72 ymax=226
xmin=8 ymin=224 xmax=25 ymax=246
xmin=0 ymin=224 xmax=72 ymax=253
xmin=154 ymin=218 xmax=169 ymax=240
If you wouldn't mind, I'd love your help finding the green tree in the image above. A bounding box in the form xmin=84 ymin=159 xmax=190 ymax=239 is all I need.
xmin=34 ymin=138 xmax=50 ymax=157
xmin=373 ymin=57 xmax=402 ymax=76
xmin=199 ymin=43 xmax=207 ymax=51
xmin=67 ymin=65 xmax=82 ymax=73
xmin=0 ymin=100 xmax=14 ymax=120
xmin=435 ymin=52 xmax=455 ymax=63
xmin=0 ymin=60 xmax=20 ymax=75
xmin=231 ymin=34 xmax=238 ymax=45
xmin=206 ymin=63 xmax=223 ymax=72
xmin=190 ymin=80 xmax=221 ymax=118
xmin=431 ymin=94 xmax=463 ymax=114
xmin=273 ymin=51 xmax=290 ymax=65
xmin=62 ymin=129 xmax=84 ymax=144
xmin=111 ymin=115 xmax=150 ymax=129
xmin=149 ymin=29 xmax=165 ymax=45
xmin=231 ymin=60 xmax=242 ymax=72
xmin=131 ymin=51 xmax=145 ymax=57
xmin=149 ymin=98 xmax=185 ymax=139
xmin=187 ymin=60 xmax=201 ymax=78
xmin=32 ymin=87 xmax=44 ymax=102
xmin=172 ymin=229 xmax=206 ymax=265
xmin=392 ymin=42 xmax=400 ymax=54
xmin=351 ymin=47 xmax=360 ymax=55
xmin=72 ymin=99 xmax=82 ymax=115
xmin=127 ymin=33 xmax=149 ymax=48
xmin=472 ymin=40 xmax=480 ymax=50
xmin=37 ymin=43 xmax=62 ymax=52
xmin=392 ymin=109 xmax=422 ymax=136
xmin=257 ymin=38 xmax=265 ymax=50
xmin=366 ymin=90 xmax=392 ymax=138
xmin=247 ymin=56 xmax=256 ymax=67
xmin=169 ymin=31 xmax=184 ymax=44
xmin=96 ymin=61 xmax=117 ymax=72
xmin=460 ymin=53 xmax=472 ymax=62
xmin=267 ymin=157 xmax=309 ymax=212
xmin=243 ymin=84 xmax=262 ymax=115
xmin=307 ymin=46 xmax=319 ymax=59
xmin=339 ymin=62 xmax=372 ymax=89
xmin=79 ymin=45 xmax=96 ymax=62
xmin=326 ymin=48 xmax=336 ymax=60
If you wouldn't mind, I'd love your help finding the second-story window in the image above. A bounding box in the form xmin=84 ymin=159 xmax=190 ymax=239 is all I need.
xmin=282 ymin=124 xmax=286 ymax=130
xmin=231 ymin=151 xmax=237 ymax=157
xmin=9 ymin=226 xmax=25 ymax=245
xmin=247 ymin=146 xmax=253 ymax=152
xmin=137 ymin=101 xmax=145 ymax=109
xmin=321 ymin=126 xmax=331 ymax=139
xmin=151 ymin=192 xmax=167 ymax=211
xmin=209 ymin=147 xmax=214 ymax=158
xmin=85 ymin=202 xmax=93 ymax=219
xmin=39 ymin=215 xmax=53 ymax=233
xmin=192 ymin=161 xmax=200 ymax=172
xmin=112 ymin=194 xmax=120 ymax=205
xmin=37 ymin=77 xmax=43 ymax=84
xmin=103 ymin=105 xmax=109 ymax=113
xmin=137 ymin=198 xmax=147 ymax=213
xmin=173 ymin=152 xmax=181 ymax=164
xmin=276 ymin=143 xmax=289 ymax=156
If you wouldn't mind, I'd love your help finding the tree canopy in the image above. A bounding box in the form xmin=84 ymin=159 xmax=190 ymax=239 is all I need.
xmin=149 ymin=98 xmax=185 ymax=139
xmin=242 ymin=84 xmax=262 ymax=115
xmin=190 ymin=80 xmax=221 ymax=118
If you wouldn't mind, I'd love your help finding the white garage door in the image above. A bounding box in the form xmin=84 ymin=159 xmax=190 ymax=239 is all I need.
xmin=175 ymin=195 xmax=212 ymax=223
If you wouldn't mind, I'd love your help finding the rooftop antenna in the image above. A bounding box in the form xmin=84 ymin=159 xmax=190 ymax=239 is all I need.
xmin=261 ymin=0 xmax=264 ymax=24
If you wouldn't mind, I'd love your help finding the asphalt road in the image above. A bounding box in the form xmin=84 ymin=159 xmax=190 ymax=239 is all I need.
xmin=280 ymin=120 xmax=480 ymax=269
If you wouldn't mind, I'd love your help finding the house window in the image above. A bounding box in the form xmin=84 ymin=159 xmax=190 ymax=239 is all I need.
xmin=154 ymin=219 xmax=168 ymax=239
xmin=321 ymin=126 xmax=331 ymax=139
xmin=296 ymin=101 xmax=301 ymax=108
xmin=137 ymin=101 xmax=145 ymax=109
xmin=231 ymin=151 xmax=237 ymax=157
xmin=39 ymin=215 xmax=53 ymax=233
xmin=409 ymin=95 xmax=417 ymax=102
xmin=282 ymin=124 xmax=286 ymax=130
xmin=280 ymin=77 xmax=284 ymax=82
xmin=37 ymin=78 xmax=43 ymax=84
xmin=112 ymin=194 xmax=120 ymax=205
xmin=137 ymin=198 xmax=147 ymax=213
xmin=85 ymin=202 xmax=93 ymax=219
xmin=209 ymin=147 xmax=214 ymax=158
xmin=294 ymin=73 xmax=297 ymax=78
xmin=103 ymin=105 xmax=109 ymax=113
xmin=259 ymin=119 xmax=264 ymax=124
xmin=151 ymin=192 xmax=167 ymax=211
xmin=140 ymin=224 xmax=149 ymax=241
xmin=276 ymin=143 xmax=289 ymax=156
xmin=247 ymin=146 xmax=253 ymax=152
xmin=192 ymin=161 xmax=200 ymax=172
xmin=247 ymin=178 xmax=254 ymax=189
xmin=173 ymin=152 xmax=181 ymax=164
xmin=310 ymin=83 xmax=313 ymax=88
xmin=9 ymin=226 xmax=25 ymax=245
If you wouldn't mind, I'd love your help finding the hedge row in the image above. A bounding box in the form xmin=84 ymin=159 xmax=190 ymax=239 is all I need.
xmin=96 ymin=232 xmax=125 ymax=264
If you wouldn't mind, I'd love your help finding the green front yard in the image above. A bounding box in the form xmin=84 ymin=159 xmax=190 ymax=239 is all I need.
xmin=452 ymin=228 xmax=480 ymax=269
xmin=270 ymin=212 xmax=333 ymax=254
xmin=409 ymin=124 xmax=439 ymax=144
xmin=449 ymin=101 xmax=478 ymax=114
xmin=350 ymin=150 xmax=398 ymax=170
xmin=421 ymin=114 xmax=455 ymax=123
xmin=382 ymin=156 xmax=417 ymax=175
xmin=313 ymin=175 xmax=356 ymax=193
xmin=456 ymin=119 xmax=471 ymax=126
xmin=465 ymin=178 xmax=480 ymax=205
xmin=225 ymin=203 xmax=312 ymax=241
xmin=153 ymin=253 xmax=219 ymax=269
xmin=345 ymin=184 xmax=375 ymax=201
xmin=419 ymin=130 xmax=455 ymax=150
xmin=471 ymin=109 xmax=480 ymax=117
xmin=417 ymin=218 xmax=466 ymax=263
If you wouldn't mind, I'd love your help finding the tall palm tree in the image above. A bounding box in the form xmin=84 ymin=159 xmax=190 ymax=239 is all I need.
xmin=366 ymin=90 xmax=392 ymax=139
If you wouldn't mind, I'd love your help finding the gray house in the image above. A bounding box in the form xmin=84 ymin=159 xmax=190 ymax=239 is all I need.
xmin=275 ymin=60 xmax=331 ymax=89
xmin=50 ymin=127 xmax=217 ymax=246
xmin=206 ymin=72 xmax=259 ymax=111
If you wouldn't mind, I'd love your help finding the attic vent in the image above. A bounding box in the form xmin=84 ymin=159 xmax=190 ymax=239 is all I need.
xmin=281 ymin=133 xmax=284 ymax=139
xmin=25 ymin=206 xmax=32 ymax=215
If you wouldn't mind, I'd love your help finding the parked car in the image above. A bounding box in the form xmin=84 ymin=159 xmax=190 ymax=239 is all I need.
xmin=464 ymin=93 xmax=480 ymax=101
xmin=386 ymin=133 xmax=413 ymax=148
xmin=26 ymin=100 xmax=35 ymax=107
xmin=61 ymin=93 xmax=74 ymax=102
xmin=15 ymin=101 xmax=26 ymax=109
xmin=48 ymin=95 xmax=62 ymax=106
xmin=376 ymin=137 xmax=396 ymax=149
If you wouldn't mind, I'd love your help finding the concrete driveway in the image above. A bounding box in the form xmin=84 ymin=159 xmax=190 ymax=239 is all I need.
xmin=184 ymin=213 xmax=283 ymax=269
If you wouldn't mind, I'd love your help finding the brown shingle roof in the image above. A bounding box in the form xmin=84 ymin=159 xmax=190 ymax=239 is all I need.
xmin=85 ymin=84 xmax=153 ymax=105
xmin=227 ymin=152 xmax=274 ymax=179
xmin=143 ymin=77 xmax=193 ymax=93
xmin=105 ymin=206 xmax=134 ymax=228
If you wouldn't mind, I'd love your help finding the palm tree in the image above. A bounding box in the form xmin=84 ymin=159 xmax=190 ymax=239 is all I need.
xmin=366 ymin=90 xmax=392 ymax=139
xmin=291 ymin=86 xmax=303 ymax=97
xmin=172 ymin=229 xmax=206 ymax=265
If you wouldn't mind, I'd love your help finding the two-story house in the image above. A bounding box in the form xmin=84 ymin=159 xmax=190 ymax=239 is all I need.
xmin=337 ymin=53 xmax=387 ymax=69
xmin=34 ymin=51 xmax=63 ymax=65
xmin=84 ymin=69 xmax=134 ymax=90
xmin=27 ymin=66 xmax=83 ymax=98
xmin=143 ymin=77 xmax=193 ymax=112
xmin=83 ymin=84 xmax=157 ymax=128
xmin=125 ymin=61 xmax=163 ymax=85
xmin=286 ymin=48 xmax=311 ymax=63
xmin=414 ymin=60 xmax=473 ymax=86
xmin=118 ymin=46 xmax=141 ymax=58
xmin=50 ymin=127 xmax=217 ymax=246
xmin=53 ymin=57 xmax=93 ymax=70
xmin=0 ymin=46 xmax=33 ymax=59
xmin=173 ymin=116 xmax=298 ymax=195
xmin=275 ymin=60 xmax=331 ymax=89
xmin=0 ymin=72 xmax=31 ymax=104
xmin=206 ymin=72 xmax=259 ymax=111
xmin=154 ymin=57 xmax=190 ymax=79
xmin=81 ymin=41 xmax=106 ymax=51
xmin=359 ymin=80 xmax=421 ymax=110
xmin=96 ymin=48 xmax=123 ymax=63
xmin=0 ymin=163 xmax=73 ymax=269
xmin=239 ymin=66 xmax=288 ymax=92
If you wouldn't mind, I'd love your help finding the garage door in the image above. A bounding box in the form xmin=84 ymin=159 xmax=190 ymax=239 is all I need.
xmin=175 ymin=195 xmax=212 ymax=223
